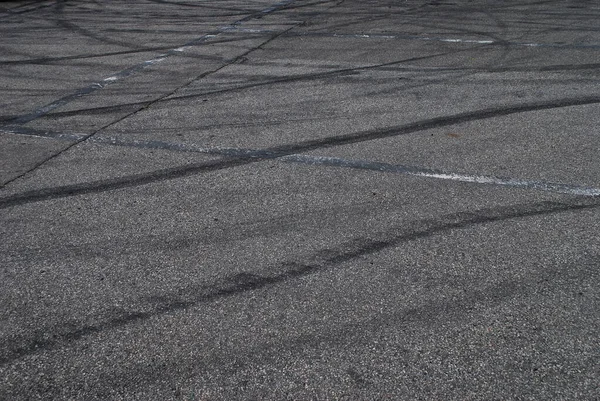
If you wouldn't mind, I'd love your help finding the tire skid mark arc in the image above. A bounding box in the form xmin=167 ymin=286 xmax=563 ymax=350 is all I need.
xmin=0 ymin=46 xmax=481 ymax=123
xmin=1 ymin=95 xmax=599 ymax=209
xmin=1 ymin=197 xmax=598 ymax=366
xmin=4 ymin=122 xmax=600 ymax=198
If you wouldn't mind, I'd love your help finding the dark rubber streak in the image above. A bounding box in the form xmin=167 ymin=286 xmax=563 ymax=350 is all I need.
xmin=1 ymin=96 xmax=599 ymax=209
xmin=1 ymin=197 xmax=598 ymax=365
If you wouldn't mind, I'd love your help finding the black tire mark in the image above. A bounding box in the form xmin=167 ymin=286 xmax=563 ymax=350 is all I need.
xmin=2 ymin=55 xmax=594 ymax=123
xmin=0 ymin=46 xmax=480 ymax=124
xmin=0 ymin=43 xmax=223 ymax=67
xmin=145 ymin=0 xmax=258 ymax=14
xmin=2 ymin=95 xmax=598 ymax=209
xmin=75 ymin=256 xmax=599 ymax=397
xmin=1 ymin=196 xmax=598 ymax=366
xmin=290 ymin=4 xmax=516 ymax=98
xmin=49 ymin=0 xmax=259 ymax=50
xmin=0 ymin=33 xmax=301 ymax=67
xmin=160 ymin=46 xmax=486 ymax=103
xmin=0 ymin=0 xmax=57 ymax=19
xmin=51 ymin=1 xmax=152 ymax=50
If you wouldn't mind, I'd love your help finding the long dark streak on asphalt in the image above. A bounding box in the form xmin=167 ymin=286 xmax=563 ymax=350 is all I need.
xmin=1 ymin=197 xmax=598 ymax=366
xmin=5 ymin=124 xmax=600 ymax=197
xmin=0 ymin=0 xmax=57 ymax=19
xmin=0 ymin=46 xmax=485 ymax=123
xmin=1 ymin=95 xmax=599 ymax=209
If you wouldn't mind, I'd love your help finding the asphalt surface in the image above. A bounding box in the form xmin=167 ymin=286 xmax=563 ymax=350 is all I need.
xmin=1 ymin=0 xmax=599 ymax=399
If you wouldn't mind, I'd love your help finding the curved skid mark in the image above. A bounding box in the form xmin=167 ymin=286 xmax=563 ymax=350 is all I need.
xmin=1 ymin=196 xmax=598 ymax=366
xmin=8 ymin=125 xmax=600 ymax=198
xmin=280 ymin=155 xmax=600 ymax=197
xmin=2 ymin=96 xmax=600 ymax=209
xmin=0 ymin=0 xmax=57 ymax=19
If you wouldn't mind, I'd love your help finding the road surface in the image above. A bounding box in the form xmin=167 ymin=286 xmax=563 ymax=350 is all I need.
xmin=1 ymin=0 xmax=599 ymax=399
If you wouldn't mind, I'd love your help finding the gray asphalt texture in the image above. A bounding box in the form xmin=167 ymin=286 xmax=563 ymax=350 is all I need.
xmin=1 ymin=0 xmax=600 ymax=399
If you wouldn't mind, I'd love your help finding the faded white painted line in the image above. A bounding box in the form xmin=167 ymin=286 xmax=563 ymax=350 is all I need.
xmin=435 ymin=38 xmax=494 ymax=44
xmin=1 ymin=127 xmax=84 ymax=142
xmin=226 ymin=28 xmax=600 ymax=49
xmin=322 ymin=32 xmax=600 ymax=49
xmin=5 ymin=127 xmax=599 ymax=198
xmin=330 ymin=33 xmax=496 ymax=45
xmin=281 ymin=154 xmax=600 ymax=197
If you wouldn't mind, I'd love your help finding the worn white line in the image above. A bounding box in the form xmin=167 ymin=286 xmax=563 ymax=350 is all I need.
xmin=281 ymin=154 xmax=600 ymax=197
xmin=226 ymin=28 xmax=600 ymax=49
xmin=5 ymin=127 xmax=598 ymax=197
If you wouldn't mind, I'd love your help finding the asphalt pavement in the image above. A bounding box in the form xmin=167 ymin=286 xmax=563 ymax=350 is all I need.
xmin=1 ymin=0 xmax=599 ymax=399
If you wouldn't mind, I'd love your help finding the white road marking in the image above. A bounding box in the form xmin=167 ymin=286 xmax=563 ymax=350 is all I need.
xmin=281 ymin=154 xmax=600 ymax=197
xmin=226 ymin=29 xmax=600 ymax=49
xmin=5 ymin=127 xmax=598 ymax=198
